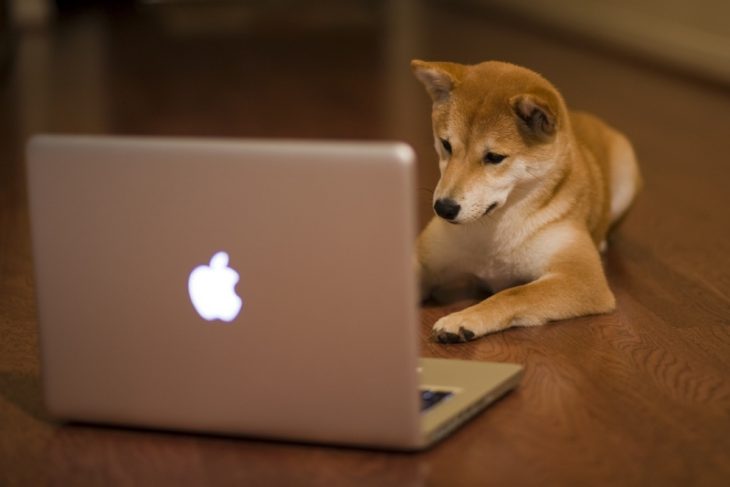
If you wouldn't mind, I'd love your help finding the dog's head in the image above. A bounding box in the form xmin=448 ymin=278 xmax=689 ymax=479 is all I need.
xmin=412 ymin=60 xmax=568 ymax=224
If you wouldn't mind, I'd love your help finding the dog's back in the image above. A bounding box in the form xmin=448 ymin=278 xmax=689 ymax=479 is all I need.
xmin=570 ymin=111 xmax=642 ymax=246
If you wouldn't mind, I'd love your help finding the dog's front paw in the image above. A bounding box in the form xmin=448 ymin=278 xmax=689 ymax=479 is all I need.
xmin=432 ymin=312 xmax=484 ymax=343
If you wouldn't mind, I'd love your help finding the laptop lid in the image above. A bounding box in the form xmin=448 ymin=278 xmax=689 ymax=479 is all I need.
xmin=27 ymin=135 xmax=422 ymax=448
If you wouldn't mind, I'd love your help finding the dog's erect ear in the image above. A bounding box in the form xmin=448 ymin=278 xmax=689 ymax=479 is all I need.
xmin=411 ymin=60 xmax=465 ymax=103
xmin=510 ymin=94 xmax=557 ymax=140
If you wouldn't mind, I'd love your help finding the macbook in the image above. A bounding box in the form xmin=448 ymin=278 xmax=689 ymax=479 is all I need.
xmin=27 ymin=135 xmax=522 ymax=450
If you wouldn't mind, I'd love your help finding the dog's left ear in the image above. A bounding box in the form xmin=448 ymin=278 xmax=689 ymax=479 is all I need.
xmin=411 ymin=60 xmax=465 ymax=103
xmin=510 ymin=94 xmax=557 ymax=140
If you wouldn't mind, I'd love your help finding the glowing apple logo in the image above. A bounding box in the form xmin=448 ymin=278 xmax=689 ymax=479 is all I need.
xmin=188 ymin=251 xmax=242 ymax=322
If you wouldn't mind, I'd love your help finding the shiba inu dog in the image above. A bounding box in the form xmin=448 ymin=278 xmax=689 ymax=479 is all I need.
xmin=412 ymin=60 xmax=642 ymax=343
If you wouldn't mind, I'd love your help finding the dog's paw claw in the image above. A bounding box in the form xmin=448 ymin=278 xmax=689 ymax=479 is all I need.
xmin=460 ymin=327 xmax=475 ymax=341
xmin=433 ymin=326 xmax=476 ymax=343
xmin=432 ymin=312 xmax=484 ymax=343
xmin=435 ymin=331 xmax=461 ymax=343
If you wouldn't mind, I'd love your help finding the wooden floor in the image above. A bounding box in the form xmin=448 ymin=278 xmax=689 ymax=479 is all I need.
xmin=1 ymin=1 xmax=729 ymax=485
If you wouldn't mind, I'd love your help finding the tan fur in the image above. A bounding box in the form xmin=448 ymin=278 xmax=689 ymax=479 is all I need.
xmin=412 ymin=60 xmax=642 ymax=343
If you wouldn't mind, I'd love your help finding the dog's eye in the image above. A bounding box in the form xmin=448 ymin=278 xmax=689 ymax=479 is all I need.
xmin=484 ymin=152 xmax=507 ymax=164
xmin=440 ymin=139 xmax=452 ymax=155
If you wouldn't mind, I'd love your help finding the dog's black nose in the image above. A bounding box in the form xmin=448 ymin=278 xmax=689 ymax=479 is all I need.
xmin=434 ymin=198 xmax=461 ymax=220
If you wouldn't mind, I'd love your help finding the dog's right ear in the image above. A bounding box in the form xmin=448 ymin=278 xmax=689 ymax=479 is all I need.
xmin=510 ymin=94 xmax=557 ymax=141
xmin=411 ymin=60 xmax=465 ymax=103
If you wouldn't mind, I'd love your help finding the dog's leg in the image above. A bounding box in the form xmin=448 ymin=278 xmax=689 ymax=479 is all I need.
xmin=432 ymin=227 xmax=615 ymax=342
xmin=416 ymin=258 xmax=436 ymax=301
xmin=417 ymin=218 xmax=444 ymax=300
xmin=416 ymin=218 xmax=469 ymax=301
xmin=418 ymin=250 xmax=457 ymax=302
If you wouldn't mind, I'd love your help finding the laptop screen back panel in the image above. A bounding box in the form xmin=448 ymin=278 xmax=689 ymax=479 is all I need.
xmin=28 ymin=136 xmax=422 ymax=448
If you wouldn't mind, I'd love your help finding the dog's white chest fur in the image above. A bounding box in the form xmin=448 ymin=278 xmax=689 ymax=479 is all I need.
xmin=437 ymin=218 xmax=532 ymax=293
xmin=474 ymin=254 xmax=518 ymax=293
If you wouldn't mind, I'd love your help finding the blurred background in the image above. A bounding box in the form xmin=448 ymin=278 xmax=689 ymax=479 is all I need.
xmin=1 ymin=0 xmax=729 ymax=227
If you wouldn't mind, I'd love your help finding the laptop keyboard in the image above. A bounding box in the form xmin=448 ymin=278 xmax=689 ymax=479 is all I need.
xmin=420 ymin=389 xmax=454 ymax=412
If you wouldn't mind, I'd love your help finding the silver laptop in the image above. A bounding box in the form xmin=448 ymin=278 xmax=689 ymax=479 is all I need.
xmin=27 ymin=135 xmax=522 ymax=450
